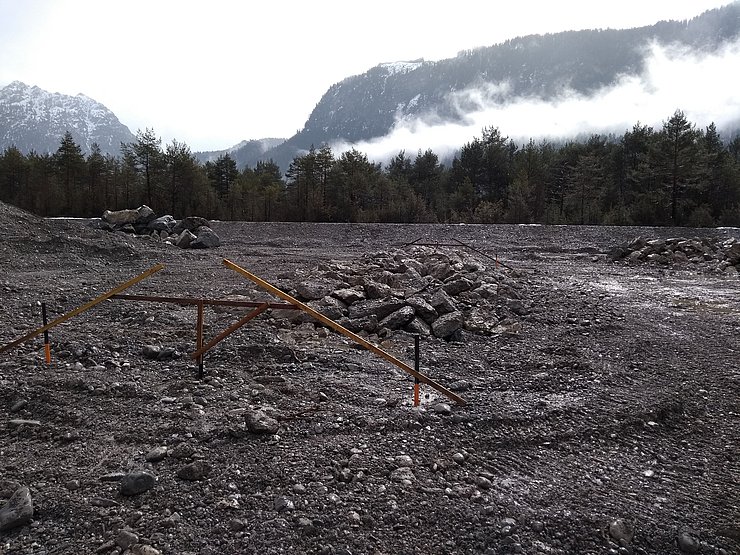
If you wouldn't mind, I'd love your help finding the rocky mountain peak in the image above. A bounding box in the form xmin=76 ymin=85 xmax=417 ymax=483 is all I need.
xmin=0 ymin=81 xmax=135 ymax=156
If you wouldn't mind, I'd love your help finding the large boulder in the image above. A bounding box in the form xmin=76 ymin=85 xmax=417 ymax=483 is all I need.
xmin=175 ymin=229 xmax=196 ymax=249
xmin=379 ymin=306 xmax=415 ymax=330
xmin=102 ymin=208 xmax=139 ymax=226
xmin=406 ymin=296 xmax=438 ymax=323
xmin=147 ymin=215 xmax=177 ymax=232
xmin=348 ymin=298 xmax=406 ymax=321
xmin=136 ymin=205 xmax=156 ymax=223
xmin=432 ymin=311 xmax=465 ymax=338
xmin=430 ymin=289 xmax=457 ymax=315
xmin=173 ymin=216 xmax=209 ymax=235
xmin=190 ymin=226 xmax=221 ymax=249
xmin=101 ymin=205 xmax=156 ymax=227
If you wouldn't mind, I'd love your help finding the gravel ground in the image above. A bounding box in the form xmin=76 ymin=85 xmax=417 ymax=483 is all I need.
xmin=0 ymin=202 xmax=738 ymax=555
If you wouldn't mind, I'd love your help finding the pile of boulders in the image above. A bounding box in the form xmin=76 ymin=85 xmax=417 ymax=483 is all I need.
xmin=281 ymin=247 xmax=528 ymax=340
xmin=94 ymin=205 xmax=220 ymax=249
xmin=608 ymin=236 xmax=740 ymax=275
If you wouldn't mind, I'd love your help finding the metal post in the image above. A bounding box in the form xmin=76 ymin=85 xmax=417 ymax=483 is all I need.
xmin=41 ymin=303 xmax=51 ymax=364
xmin=196 ymin=301 xmax=204 ymax=379
xmin=413 ymin=335 xmax=420 ymax=407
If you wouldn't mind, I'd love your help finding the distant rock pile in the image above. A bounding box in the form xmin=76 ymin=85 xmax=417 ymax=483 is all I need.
xmin=283 ymin=247 xmax=528 ymax=340
xmin=608 ymin=236 xmax=740 ymax=275
xmin=94 ymin=205 xmax=220 ymax=249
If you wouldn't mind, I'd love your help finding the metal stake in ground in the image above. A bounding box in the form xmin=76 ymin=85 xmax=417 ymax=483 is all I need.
xmin=413 ymin=335 xmax=422 ymax=407
xmin=222 ymin=258 xmax=466 ymax=406
xmin=41 ymin=302 xmax=51 ymax=364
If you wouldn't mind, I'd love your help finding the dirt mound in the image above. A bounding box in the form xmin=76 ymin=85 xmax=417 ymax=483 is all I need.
xmin=0 ymin=201 xmax=166 ymax=267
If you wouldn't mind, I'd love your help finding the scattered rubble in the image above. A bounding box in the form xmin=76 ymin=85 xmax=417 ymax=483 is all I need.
xmin=95 ymin=205 xmax=221 ymax=249
xmin=0 ymin=200 xmax=737 ymax=554
xmin=608 ymin=236 xmax=740 ymax=275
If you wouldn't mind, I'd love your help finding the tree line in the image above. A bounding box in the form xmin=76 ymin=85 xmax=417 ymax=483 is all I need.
xmin=1 ymin=110 xmax=739 ymax=227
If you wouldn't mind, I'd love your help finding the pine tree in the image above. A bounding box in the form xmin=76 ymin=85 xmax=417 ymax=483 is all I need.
xmin=122 ymin=128 xmax=163 ymax=209
xmin=659 ymin=110 xmax=700 ymax=224
xmin=54 ymin=131 xmax=85 ymax=214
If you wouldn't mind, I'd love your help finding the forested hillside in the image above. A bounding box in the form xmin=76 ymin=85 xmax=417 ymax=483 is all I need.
xmin=2 ymin=110 xmax=738 ymax=227
xmin=253 ymin=3 xmax=740 ymax=170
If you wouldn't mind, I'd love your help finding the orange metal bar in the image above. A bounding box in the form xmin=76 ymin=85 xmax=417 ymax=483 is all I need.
xmin=222 ymin=258 xmax=466 ymax=405
xmin=0 ymin=264 xmax=165 ymax=355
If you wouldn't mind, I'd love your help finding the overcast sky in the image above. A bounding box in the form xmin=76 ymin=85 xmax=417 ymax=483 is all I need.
xmin=0 ymin=0 xmax=734 ymax=152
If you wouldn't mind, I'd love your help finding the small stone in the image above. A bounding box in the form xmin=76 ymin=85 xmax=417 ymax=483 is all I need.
xmin=169 ymin=442 xmax=195 ymax=459
xmin=390 ymin=467 xmax=415 ymax=483
xmin=145 ymin=446 xmax=168 ymax=462
xmin=449 ymin=380 xmax=471 ymax=392
xmin=142 ymin=345 xmax=161 ymax=359
xmin=476 ymin=476 xmax=492 ymax=490
xmin=677 ymin=531 xmax=699 ymax=553
xmin=227 ymin=518 xmax=247 ymax=532
xmin=246 ymin=409 xmax=279 ymax=435
xmin=0 ymin=486 xmax=33 ymax=531
xmin=9 ymin=399 xmax=27 ymax=413
xmin=116 ymin=529 xmax=139 ymax=550
xmin=608 ymin=519 xmax=634 ymax=543
xmin=120 ymin=471 xmax=156 ymax=496
xmin=65 ymin=479 xmax=80 ymax=491
xmin=433 ymin=403 xmax=452 ymax=415
xmin=395 ymin=455 xmax=413 ymax=467
xmin=336 ymin=468 xmax=353 ymax=482
xmin=452 ymin=452 xmax=466 ymax=464
xmin=532 ymin=520 xmax=545 ymax=532
xmin=274 ymin=496 xmax=295 ymax=512
xmin=177 ymin=461 xmax=212 ymax=481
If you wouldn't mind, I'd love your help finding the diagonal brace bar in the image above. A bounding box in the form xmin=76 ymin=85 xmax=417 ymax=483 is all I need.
xmin=0 ymin=264 xmax=165 ymax=356
xmin=190 ymin=302 xmax=270 ymax=359
xmin=222 ymin=258 xmax=465 ymax=405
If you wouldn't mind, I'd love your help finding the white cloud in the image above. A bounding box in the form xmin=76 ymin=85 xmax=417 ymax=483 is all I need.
xmin=335 ymin=38 xmax=740 ymax=165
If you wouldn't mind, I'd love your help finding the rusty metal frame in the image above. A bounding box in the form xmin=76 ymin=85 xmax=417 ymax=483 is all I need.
xmin=0 ymin=264 xmax=165 ymax=356
xmin=223 ymin=258 xmax=466 ymax=405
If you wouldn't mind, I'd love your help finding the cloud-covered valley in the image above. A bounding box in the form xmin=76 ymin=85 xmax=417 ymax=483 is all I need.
xmin=332 ymin=39 xmax=740 ymax=164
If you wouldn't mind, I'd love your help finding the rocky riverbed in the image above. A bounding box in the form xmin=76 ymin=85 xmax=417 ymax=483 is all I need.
xmin=0 ymin=202 xmax=738 ymax=554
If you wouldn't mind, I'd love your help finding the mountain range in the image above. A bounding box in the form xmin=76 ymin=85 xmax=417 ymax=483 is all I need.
xmin=0 ymin=81 xmax=134 ymax=155
xmin=1 ymin=2 xmax=738 ymax=167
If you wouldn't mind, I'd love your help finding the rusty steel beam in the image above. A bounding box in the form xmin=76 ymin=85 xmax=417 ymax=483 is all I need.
xmin=222 ymin=258 xmax=466 ymax=405
xmin=0 ymin=264 xmax=165 ymax=356
xmin=190 ymin=302 xmax=270 ymax=360
xmin=112 ymin=294 xmax=297 ymax=310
